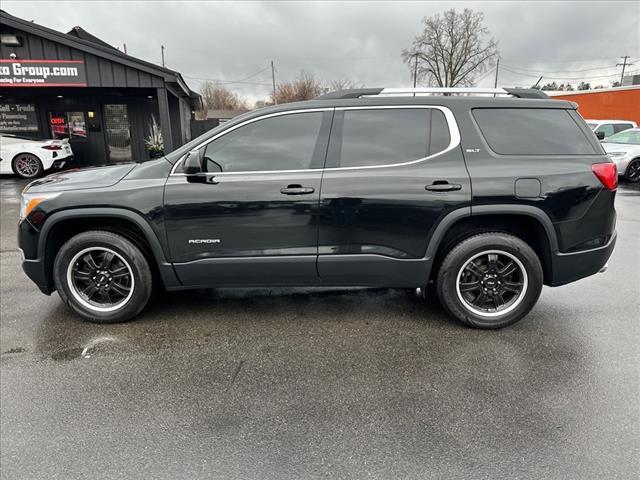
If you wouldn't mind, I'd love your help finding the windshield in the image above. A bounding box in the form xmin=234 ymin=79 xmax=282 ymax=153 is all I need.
xmin=586 ymin=123 xmax=597 ymax=129
xmin=603 ymin=129 xmax=640 ymax=145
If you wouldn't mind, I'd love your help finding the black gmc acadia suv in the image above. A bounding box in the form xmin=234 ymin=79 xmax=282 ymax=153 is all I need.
xmin=18 ymin=87 xmax=618 ymax=329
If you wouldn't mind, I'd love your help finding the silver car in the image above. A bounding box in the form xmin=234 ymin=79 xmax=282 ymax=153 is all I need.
xmin=601 ymin=128 xmax=640 ymax=183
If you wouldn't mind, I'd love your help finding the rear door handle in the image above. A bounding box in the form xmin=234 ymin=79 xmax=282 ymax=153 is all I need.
xmin=280 ymin=185 xmax=315 ymax=195
xmin=425 ymin=182 xmax=462 ymax=192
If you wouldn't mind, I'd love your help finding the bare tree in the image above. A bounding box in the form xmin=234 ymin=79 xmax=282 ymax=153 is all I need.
xmin=272 ymin=71 xmax=324 ymax=104
xmin=200 ymin=82 xmax=248 ymax=111
xmin=328 ymin=78 xmax=364 ymax=91
xmin=402 ymin=8 xmax=498 ymax=87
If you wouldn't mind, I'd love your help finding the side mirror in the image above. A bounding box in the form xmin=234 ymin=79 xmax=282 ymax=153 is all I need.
xmin=595 ymin=131 xmax=605 ymax=141
xmin=183 ymin=150 xmax=202 ymax=175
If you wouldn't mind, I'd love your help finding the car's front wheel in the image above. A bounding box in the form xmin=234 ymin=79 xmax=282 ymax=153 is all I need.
xmin=12 ymin=153 xmax=43 ymax=178
xmin=436 ymin=232 xmax=543 ymax=329
xmin=53 ymin=231 xmax=153 ymax=323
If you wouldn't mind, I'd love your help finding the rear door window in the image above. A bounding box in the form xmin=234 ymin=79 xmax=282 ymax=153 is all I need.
xmin=613 ymin=123 xmax=633 ymax=134
xmin=336 ymin=108 xmax=451 ymax=168
xmin=472 ymin=108 xmax=597 ymax=155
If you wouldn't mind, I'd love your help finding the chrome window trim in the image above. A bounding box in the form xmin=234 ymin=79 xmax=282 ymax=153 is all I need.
xmin=170 ymin=105 xmax=460 ymax=176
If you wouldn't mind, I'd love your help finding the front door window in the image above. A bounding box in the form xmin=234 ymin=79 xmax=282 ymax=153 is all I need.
xmin=104 ymin=104 xmax=131 ymax=162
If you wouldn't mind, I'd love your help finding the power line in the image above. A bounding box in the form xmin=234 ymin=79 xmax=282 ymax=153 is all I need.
xmin=500 ymin=57 xmax=620 ymax=64
xmin=182 ymin=64 xmax=272 ymax=85
xmin=500 ymin=65 xmax=638 ymax=81
xmin=182 ymin=76 xmax=271 ymax=86
xmin=501 ymin=63 xmax=620 ymax=74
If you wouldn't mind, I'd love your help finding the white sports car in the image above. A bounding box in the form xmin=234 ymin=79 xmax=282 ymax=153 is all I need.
xmin=0 ymin=134 xmax=74 ymax=178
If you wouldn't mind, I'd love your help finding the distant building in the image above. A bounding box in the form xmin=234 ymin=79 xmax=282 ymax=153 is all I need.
xmin=547 ymin=86 xmax=640 ymax=125
xmin=622 ymin=74 xmax=640 ymax=86
xmin=206 ymin=109 xmax=247 ymax=124
xmin=0 ymin=10 xmax=201 ymax=166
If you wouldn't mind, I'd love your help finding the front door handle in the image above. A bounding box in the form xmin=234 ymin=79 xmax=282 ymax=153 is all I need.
xmin=425 ymin=182 xmax=462 ymax=192
xmin=280 ymin=184 xmax=315 ymax=195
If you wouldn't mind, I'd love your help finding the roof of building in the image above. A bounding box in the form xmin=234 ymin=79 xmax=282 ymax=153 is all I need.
xmin=0 ymin=10 xmax=201 ymax=107
xmin=66 ymin=26 xmax=117 ymax=50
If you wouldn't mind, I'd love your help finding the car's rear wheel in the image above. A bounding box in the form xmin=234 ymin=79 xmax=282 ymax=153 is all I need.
xmin=12 ymin=153 xmax=43 ymax=178
xmin=436 ymin=232 xmax=543 ymax=329
xmin=624 ymin=158 xmax=640 ymax=183
xmin=53 ymin=231 xmax=152 ymax=323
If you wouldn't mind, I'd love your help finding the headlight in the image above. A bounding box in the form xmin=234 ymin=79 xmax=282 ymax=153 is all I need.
xmin=607 ymin=151 xmax=627 ymax=157
xmin=19 ymin=192 xmax=60 ymax=221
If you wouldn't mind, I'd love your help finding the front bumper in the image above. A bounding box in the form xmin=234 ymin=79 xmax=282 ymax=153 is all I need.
xmin=18 ymin=219 xmax=54 ymax=295
xmin=22 ymin=256 xmax=54 ymax=294
xmin=549 ymin=232 xmax=617 ymax=286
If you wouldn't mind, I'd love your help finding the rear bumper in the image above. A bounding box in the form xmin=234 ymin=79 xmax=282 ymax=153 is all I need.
xmin=549 ymin=231 xmax=616 ymax=286
xmin=51 ymin=155 xmax=73 ymax=170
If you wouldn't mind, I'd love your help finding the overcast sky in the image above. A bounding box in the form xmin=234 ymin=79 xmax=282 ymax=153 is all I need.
xmin=3 ymin=1 xmax=639 ymax=103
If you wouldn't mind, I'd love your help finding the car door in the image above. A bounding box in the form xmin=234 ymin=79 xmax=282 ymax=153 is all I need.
xmin=164 ymin=108 xmax=333 ymax=287
xmin=317 ymin=106 xmax=471 ymax=287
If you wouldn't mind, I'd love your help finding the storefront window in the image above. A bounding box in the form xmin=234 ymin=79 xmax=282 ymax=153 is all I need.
xmin=0 ymin=103 xmax=39 ymax=134
xmin=49 ymin=111 xmax=87 ymax=139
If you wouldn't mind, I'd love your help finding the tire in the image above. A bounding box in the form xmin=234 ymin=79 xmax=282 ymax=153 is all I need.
xmin=12 ymin=153 xmax=44 ymax=178
xmin=53 ymin=231 xmax=153 ymax=323
xmin=436 ymin=232 xmax=543 ymax=329
xmin=624 ymin=158 xmax=640 ymax=183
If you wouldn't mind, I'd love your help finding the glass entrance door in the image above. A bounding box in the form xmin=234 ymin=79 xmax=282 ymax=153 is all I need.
xmin=104 ymin=104 xmax=131 ymax=162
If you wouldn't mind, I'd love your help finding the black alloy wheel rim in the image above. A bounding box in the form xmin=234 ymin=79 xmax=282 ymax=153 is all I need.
xmin=628 ymin=160 xmax=640 ymax=181
xmin=457 ymin=251 xmax=527 ymax=316
xmin=70 ymin=249 xmax=133 ymax=310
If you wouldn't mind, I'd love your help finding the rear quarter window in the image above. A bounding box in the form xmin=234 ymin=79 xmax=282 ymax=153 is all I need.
xmin=472 ymin=108 xmax=597 ymax=155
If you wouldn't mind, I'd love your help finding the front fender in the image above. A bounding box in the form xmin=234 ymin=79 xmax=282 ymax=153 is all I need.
xmin=36 ymin=208 xmax=180 ymax=288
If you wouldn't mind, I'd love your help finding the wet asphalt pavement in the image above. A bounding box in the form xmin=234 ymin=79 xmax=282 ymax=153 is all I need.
xmin=0 ymin=176 xmax=638 ymax=480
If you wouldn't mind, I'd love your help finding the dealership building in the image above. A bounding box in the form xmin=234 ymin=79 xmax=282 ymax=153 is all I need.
xmin=0 ymin=10 xmax=201 ymax=166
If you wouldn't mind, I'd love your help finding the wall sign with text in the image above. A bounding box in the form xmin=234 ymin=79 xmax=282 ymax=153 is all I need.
xmin=0 ymin=59 xmax=87 ymax=87
xmin=0 ymin=103 xmax=39 ymax=132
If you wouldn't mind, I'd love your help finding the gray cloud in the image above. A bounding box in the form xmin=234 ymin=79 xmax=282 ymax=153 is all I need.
xmin=3 ymin=1 xmax=639 ymax=102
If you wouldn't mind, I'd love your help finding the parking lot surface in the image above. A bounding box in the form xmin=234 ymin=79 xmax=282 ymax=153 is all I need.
xmin=1 ymin=176 xmax=638 ymax=480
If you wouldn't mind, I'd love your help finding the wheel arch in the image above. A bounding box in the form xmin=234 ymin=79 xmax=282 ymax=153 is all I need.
xmin=39 ymin=208 xmax=180 ymax=289
xmin=426 ymin=205 xmax=558 ymax=285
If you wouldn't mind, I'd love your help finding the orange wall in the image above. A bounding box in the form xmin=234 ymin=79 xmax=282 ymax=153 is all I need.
xmin=552 ymin=88 xmax=640 ymax=124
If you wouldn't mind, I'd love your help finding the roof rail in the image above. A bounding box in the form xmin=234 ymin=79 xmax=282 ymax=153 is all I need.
xmin=316 ymin=87 xmax=548 ymax=100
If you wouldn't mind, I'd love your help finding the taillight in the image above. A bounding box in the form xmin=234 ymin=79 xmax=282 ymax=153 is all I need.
xmin=592 ymin=163 xmax=618 ymax=191
xmin=41 ymin=144 xmax=62 ymax=150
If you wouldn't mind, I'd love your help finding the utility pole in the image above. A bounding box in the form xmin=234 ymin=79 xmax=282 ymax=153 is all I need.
xmin=123 ymin=43 xmax=127 ymax=55
xmin=413 ymin=53 xmax=419 ymax=88
xmin=494 ymin=57 xmax=500 ymax=88
xmin=271 ymin=60 xmax=277 ymax=105
xmin=533 ymin=76 xmax=543 ymax=89
xmin=617 ymin=56 xmax=633 ymax=86
xmin=161 ymin=45 xmax=165 ymax=68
